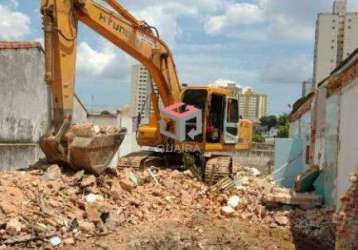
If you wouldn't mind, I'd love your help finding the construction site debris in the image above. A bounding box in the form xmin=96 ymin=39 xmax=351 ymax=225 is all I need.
xmin=49 ymin=236 xmax=62 ymax=246
xmin=221 ymin=206 xmax=235 ymax=217
xmin=294 ymin=166 xmax=320 ymax=193
xmin=334 ymin=173 xmax=358 ymax=250
xmin=247 ymin=167 xmax=261 ymax=177
xmin=262 ymin=187 xmax=322 ymax=207
xmin=70 ymin=123 xmax=119 ymax=138
xmin=227 ymin=195 xmax=240 ymax=209
xmin=80 ymin=175 xmax=96 ymax=188
xmin=41 ymin=164 xmax=62 ymax=182
xmin=0 ymin=164 xmax=335 ymax=249
xmin=6 ymin=217 xmax=23 ymax=236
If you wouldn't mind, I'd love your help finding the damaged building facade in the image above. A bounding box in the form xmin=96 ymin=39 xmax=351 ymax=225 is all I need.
xmin=277 ymin=49 xmax=358 ymax=209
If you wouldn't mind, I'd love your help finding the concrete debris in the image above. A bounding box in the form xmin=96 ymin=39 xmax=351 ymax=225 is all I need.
xmin=70 ymin=123 xmax=119 ymax=138
xmin=85 ymin=193 xmax=98 ymax=203
xmin=273 ymin=214 xmax=290 ymax=226
xmin=41 ymin=164 xmax=61 ymax=182
xmin=221 ymin=206 xmax=235 ymax=217
xmin=227 ymin=195 xmax=240 ymax=209
xmin=0 ymin=165 xmax=335 ymax=248
xmin=262 ymin=187 xmax=322 ymax=207
xmin=49 ymin=236 xmax=62 ymax=247
xmin=80 ymin=175 xmax=96 ymax=188
xmin=78 ymin=220 xmax=96 ymax=233
xmin=120 ymin=179 xmax=136 ymax=192
xmin=63 ymin=237 xmax=75 ymax=245
xmin=6 ymin=217 xmax=23 ymax=235
xmin=334 ymin=173 xmax=358 ymax=250
xmin=247 ymin=167 xmax=261 ymax=177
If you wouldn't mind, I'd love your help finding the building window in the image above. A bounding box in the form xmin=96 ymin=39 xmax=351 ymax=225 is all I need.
xmin=348 ymin=25 xmax=351 ymax=29
xmin=332 ymin=26 xmax=336 ymax=29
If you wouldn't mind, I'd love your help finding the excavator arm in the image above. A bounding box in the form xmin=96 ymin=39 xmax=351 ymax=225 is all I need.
xmin=41 ymin=0 xmax=181 ymax=133
xmin=40 ymin=0 xmax=182 ymax=173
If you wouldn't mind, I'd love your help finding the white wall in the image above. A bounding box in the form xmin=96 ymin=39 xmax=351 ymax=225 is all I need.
xmin=0 ymin=48 xmax=50 ymax=169
xmin=119 ymin=113 xmax=140 ymax=157
xmin=0 ymin=48 xmax=49 ymax=143
xmin=337 ymin=79 xmax=358 ymax=208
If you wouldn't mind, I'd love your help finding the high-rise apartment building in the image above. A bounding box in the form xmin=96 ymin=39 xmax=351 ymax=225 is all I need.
xmin=130 ymin=64 xmax=152 ymax=118
xmin=130 ymin=64 xmax=162 ymax=120
xmin=313 ymin=0 xmax=358 ymax=87
xmin=239 ymin=89 xmax=268 ymax=121
xmin=302 ymin=80 xmax=313 ymax=97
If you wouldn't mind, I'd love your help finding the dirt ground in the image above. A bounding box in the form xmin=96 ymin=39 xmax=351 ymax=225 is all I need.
xmin=0 ymin=163 xmax=335 ymax=250
xmin=70 ymin=215 xmax=327 ymax=250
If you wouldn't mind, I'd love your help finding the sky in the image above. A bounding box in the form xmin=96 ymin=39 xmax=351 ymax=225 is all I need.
xmin=1 ymin=0 xmax=358 ymax=114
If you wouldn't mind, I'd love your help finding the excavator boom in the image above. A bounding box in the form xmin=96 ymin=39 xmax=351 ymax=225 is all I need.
xmin=40 ymin=0 xmax=182 ymax=173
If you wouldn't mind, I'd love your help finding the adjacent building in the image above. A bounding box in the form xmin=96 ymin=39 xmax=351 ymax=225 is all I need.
xmin=313 ymin=0 xmax=358 ymax=87
xmin=279 ymin=49 xmax=358 ymax=211
xmin=302 ymin=80 xmax=313 ymax=97
xmin=239 ymin=89 xmax=268 ymax=121
xmin=211 ymin=81 xmax=268 ymax=121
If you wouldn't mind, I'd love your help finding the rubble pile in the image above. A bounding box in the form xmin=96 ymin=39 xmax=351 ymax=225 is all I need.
xmin=210 ymin=169 xmax=335 ymax=248
xmin=0 ymin=165 xmax=210 ymax=248
xmin=334 ymin=173 xmax=358 ymax=250
xmin=70 ymin=123 xmax=119 ymax=138
xmin=0 ymin=165 xmax=335 ymax=248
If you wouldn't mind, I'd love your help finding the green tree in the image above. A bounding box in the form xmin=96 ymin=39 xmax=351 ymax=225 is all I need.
xmin=277 ymin=113 xmax=289 ymax=138
xmin=278 ymin=113 xmax=289 ymax=126
xmin=253 ymin=130 xmax=265 ymax=143
xmin=259 ymin=115 xmax=278 ymax=131
xmin=100 ymin=110 xmax=111 ymax=115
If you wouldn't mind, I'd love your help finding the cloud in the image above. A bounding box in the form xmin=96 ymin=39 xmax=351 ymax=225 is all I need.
xmin=213 ymin=79 xmax=252 ymax=90
xmin=204 ymin=3 xmax=265 ymax=34
xmin=76 ymin=42 xmax=116 ymax=76
xmin=0 ymin=4 xmax=31 ymax=39
xmin=261 ymin=55 xmax=312 ymax=84
xmin=96 ymin=0 xmax=223 ymax=45
xmin=133 ymin=4 xmax=192 ymax=45
xmin=203 ymin=0 xmax=333 ymax=41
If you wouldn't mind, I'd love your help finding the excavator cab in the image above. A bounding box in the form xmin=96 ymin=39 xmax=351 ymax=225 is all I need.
xmin=181 ymin=87 xmax=252 ymax=149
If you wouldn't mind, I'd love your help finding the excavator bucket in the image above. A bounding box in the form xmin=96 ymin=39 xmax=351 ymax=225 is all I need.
xmin=40 ymin=128 xmax=127 ymax=175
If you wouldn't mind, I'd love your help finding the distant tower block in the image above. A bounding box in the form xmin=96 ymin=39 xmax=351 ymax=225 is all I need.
xmin=313 ymin=0 xmax=358 ymax=87
xmin=333 ymin=0 xmax=347 ymax=14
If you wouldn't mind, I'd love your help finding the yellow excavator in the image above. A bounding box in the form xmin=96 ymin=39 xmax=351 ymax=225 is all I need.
xmin=40 ymin=0 xmax=253 ymax=182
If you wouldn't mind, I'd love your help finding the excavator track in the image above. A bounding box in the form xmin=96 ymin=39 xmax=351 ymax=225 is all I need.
xmin=118 ymin=151 xmax=165 ymax=169
xmin=204 ymin=156 xmax=233 ymax=185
